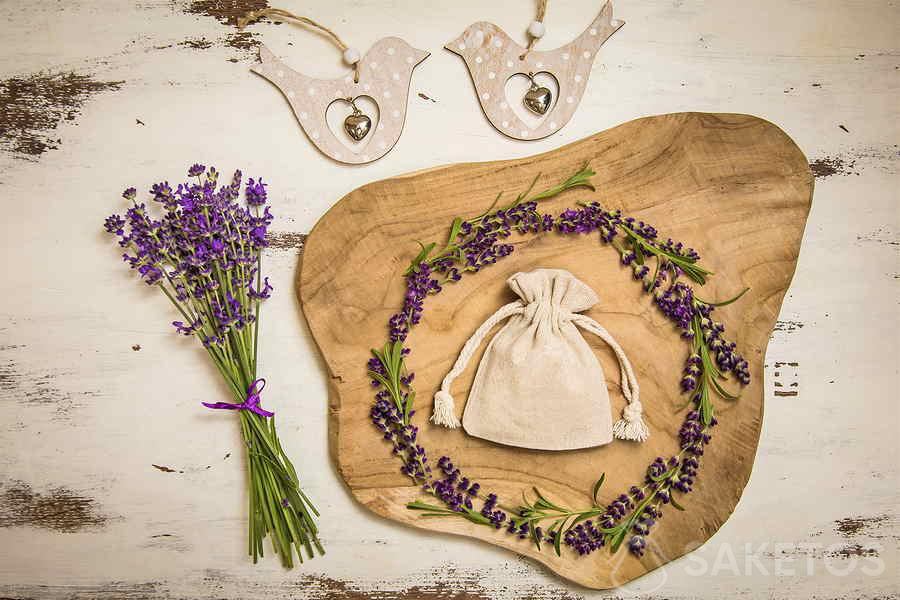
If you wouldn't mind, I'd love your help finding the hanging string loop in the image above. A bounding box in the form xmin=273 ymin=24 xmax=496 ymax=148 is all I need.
xmin=238 ymin=7 xmax=361 ymax=82
xmin=520 ymin=0 xmax=549 ymax=60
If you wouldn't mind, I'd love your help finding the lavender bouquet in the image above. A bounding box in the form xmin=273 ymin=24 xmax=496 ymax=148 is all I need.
xmin=104 ymin=164 xmax=322 ymax=567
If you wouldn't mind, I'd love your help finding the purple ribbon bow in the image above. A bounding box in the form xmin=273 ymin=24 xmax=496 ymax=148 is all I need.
xmin=202 ymin=378 xmax=274 ymax=417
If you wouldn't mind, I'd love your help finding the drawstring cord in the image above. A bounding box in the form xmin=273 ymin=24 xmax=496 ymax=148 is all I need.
xmin=431 ymin=301 xmax=525 ymax=428
xmin=569 ymin=314 xmax=648 ymax=442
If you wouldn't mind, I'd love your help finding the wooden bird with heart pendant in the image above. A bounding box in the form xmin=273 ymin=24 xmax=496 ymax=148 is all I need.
xmin=446 ymin=1 xmax=623 ymax=140
xmin=252 ymin=41 xmax=428 ymax=164
xmin=241 ymin=9 xmax=429 ymax=165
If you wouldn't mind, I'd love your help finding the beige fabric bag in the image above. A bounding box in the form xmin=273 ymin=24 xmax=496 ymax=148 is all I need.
xmin=430 ymin=269 xmax=648 ymax=451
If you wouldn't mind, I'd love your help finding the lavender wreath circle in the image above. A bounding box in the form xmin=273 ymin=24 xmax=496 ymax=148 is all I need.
xmin=366 ymin=165 xmax=750 ymax=558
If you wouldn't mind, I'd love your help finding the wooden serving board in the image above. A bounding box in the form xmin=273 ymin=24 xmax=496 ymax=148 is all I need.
xmin=298 ymin=113 xmax=812 ymax=589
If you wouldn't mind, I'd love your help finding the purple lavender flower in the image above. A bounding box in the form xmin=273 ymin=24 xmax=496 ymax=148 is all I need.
xmin=386 ymin=263 xmax=441 ymax=342
xmin=564 ymin=519 xmax=605 ymax=555
xmin=104 ymin=214 xmax=125 ymax=235
xmin=479 ymin=493 xmax=507 ymax=528
xmin=172 ymin=319 xmax=201 ymax=336
xmin=541 ymin=214 xmax=554 ymax=231
xmin=245 ymin=177 xmax=267 ymax=206
xmin=660 ymin=238 xmax=700 ymax=261
xmin=693 ymin=302 xmax=750 ymax=384
xmin=105 ymin=165 xmax=276 ymax=341
xmin=628 ymin=535 xmax=646 ymax=556
xmin=655 ymin=282 xmax=695 ymax=332
xmin=250 ymin=277 xmax=273 ymax=300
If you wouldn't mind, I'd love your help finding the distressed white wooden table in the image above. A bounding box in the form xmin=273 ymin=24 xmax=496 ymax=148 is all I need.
xmin=0 ymin=1 xmax=897 ymax=598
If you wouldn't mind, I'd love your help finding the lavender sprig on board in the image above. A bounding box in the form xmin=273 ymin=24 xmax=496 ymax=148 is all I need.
xmin=367 ymin=165 xmax=749 ymax=558
xmin=105 ymin=165 xmax=322 ymax=567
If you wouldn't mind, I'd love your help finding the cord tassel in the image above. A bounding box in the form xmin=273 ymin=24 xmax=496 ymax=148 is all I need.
xmin=430 ymin=390 xmax=461 ymax=428
xmin=613 ymin=400 xmax=649 ymax=442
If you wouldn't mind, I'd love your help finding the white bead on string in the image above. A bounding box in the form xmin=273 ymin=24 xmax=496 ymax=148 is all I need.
xmin=527 ymin=20 xmax=546 ymax=38
xmin=342 ymin=47 xmax=361 ymax=65
xmin=520 ymin=0 xmax=548 ymax=58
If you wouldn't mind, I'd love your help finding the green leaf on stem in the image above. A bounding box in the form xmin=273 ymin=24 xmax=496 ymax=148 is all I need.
xmin=591 ymin=473 xmax=606 ymax=505
xmin=609 ymin=526 xmax=629 ymax=553
xmin=390 ymin=341 xmax=404 ymax=376
xmin=471 ymin=192 xmax=504 ymax=224
xmin=406 ymin=241 xmax=437 ymax=274
xmin=707 ymin=370 xmax=740 ymax=401
xmin=553 ymin=516 xmax=567 ymax=556
xmin=647 ymin=257 xmax=662 ymax=291
xmin=532 ymin=487 xmax=566 ymax=512
xmin=632 ymin=238 xmax=645 ymax=266
xmin=530 ymin=518 xmax=543 ymax=551
xmin=529 ymin=164 xmax=596 ymax=203
xmin=446 ymin=217 xmax=463 ymax=246
xmin=696 ymin=287 xmax=750 ymax=307
xmin=407 ymin=500 xmax=455 ymax=514
xmin=404 ymin=389 xmax=415 ymax=423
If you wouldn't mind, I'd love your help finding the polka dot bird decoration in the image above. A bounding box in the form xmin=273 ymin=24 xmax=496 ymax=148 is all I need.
xmin=446 ymin=1 xmax=624 ymax=140
xmin=240 ymin=8 xmax=429 ymax=165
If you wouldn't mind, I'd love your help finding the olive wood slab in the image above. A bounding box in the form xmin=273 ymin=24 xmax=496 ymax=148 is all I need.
xmin=298 ymin=112 xmax=813 ymax=589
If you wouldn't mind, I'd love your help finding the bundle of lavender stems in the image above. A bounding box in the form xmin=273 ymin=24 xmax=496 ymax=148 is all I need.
xmin=104 ymin=164 xmax=322 ymax=567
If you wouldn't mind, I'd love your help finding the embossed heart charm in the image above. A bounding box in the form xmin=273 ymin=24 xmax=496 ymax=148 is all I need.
xmin=344 ymin=110 xmax=372 ymax=142
xmin=523 ymin=82 xmax=552 ymax=116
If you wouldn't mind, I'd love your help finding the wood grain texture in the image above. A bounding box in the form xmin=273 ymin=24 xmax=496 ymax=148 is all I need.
xmin=446 ymin=1 xmax=623 ymax=140
xmin=299 ymin=112 xmax=813 ymax=589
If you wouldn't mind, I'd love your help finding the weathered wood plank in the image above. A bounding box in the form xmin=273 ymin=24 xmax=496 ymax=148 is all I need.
xmin=0 ymin=0 xmax=896 ymax=597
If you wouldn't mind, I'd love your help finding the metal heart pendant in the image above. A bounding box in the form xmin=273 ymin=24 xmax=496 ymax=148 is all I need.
xmin=523 ymin=83 xmax=552 ymax=116
xmin=344 ymin=111 xmax=372 ymax=141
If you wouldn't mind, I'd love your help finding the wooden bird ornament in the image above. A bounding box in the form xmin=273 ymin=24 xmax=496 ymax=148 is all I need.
xmin=446 ymin=1 xmax=623 ymax=140
xmin=253 ymin=40 xmax=428 ymax=164
xmin=239 ymin=7 xmax=430 ymax=165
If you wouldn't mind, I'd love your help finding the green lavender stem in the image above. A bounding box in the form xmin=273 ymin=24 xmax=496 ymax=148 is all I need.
xmin=108 ymin=169 xmax=323 ymax=568
xmin=403 ymin=165 xmax=596 ymax=277
xmin=151 ymin=251 xmax=322 ymax=568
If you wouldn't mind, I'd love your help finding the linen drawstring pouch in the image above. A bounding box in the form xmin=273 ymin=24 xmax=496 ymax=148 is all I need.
xmin=430 ymin=268 xmax=648 ymax=451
